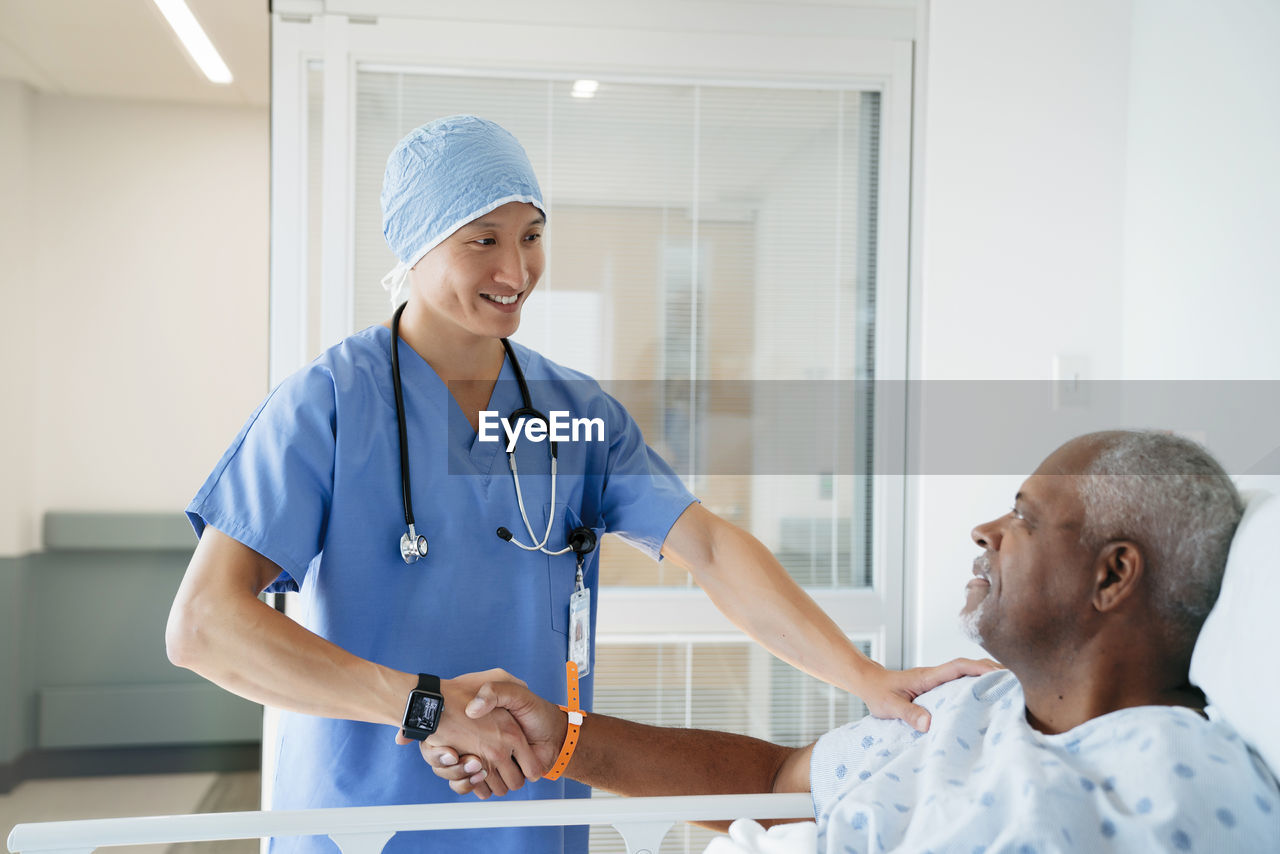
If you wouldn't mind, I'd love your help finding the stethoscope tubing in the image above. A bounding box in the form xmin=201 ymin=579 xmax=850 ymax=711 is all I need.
xmin=390 ymin=301 xmax=576 ymax=562
xmin=505 ymin=454 xmax=574 ymax=555
xmin=390 ymin=302 xmax=418 ymax=530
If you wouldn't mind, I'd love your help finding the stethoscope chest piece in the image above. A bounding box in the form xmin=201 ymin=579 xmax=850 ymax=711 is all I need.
xmin=400 ymin=524 xmax=429 ymax=563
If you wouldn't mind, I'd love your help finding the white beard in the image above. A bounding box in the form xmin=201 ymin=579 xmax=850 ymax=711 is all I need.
xmin=960 ymin=598 xmax=986 ymax=644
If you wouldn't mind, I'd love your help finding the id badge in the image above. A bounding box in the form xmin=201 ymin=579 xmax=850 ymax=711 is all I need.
xmin=568 ymin=587 xmax=591 ymax=677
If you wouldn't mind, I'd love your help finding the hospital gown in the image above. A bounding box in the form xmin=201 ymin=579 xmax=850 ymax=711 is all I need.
xmin=803 ymin=670 xmax=1280 ymax=853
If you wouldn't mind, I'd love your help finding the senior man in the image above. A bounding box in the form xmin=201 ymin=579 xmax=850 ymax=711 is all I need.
xmin=431 ymin=430 xmax=1280 ymax=852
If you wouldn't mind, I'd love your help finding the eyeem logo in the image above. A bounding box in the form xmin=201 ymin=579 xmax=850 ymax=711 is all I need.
xmin=478 ymin=411 xmax=606 ymax=452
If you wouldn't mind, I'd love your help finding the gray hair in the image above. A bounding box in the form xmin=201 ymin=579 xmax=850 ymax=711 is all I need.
xmin=1077 ymin=431 xmax=1243 ymax=658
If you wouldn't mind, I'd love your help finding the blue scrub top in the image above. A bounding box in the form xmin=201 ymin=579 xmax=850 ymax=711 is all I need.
xmin=187 ymin=325 xmax=696 ymax=854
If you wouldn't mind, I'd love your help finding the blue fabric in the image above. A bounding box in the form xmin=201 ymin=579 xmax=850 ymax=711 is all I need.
xmin=381 ymin=115 xmax=545 ymax=268
xmin=188 ymin=326 xmax=697 ymax=854
xmin=810 ymin=670 xmax=1280 ymax=853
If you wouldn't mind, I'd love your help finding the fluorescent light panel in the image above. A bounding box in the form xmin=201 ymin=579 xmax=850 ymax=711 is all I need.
xmin=152 ymin=0 xmax=233 ymax=85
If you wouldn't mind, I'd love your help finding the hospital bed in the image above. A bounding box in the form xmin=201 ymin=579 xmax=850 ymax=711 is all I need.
xmin=8 ymin=491 xmax=1278 ymax=854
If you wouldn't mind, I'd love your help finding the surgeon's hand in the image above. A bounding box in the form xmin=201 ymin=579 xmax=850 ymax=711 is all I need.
xmin=423 ymin=679 xmax=567 ymax=798
xmin=395 ymin=669 xmax=548 ymax=798
xmin=862 ymin=657 xmax=1001 ymax=732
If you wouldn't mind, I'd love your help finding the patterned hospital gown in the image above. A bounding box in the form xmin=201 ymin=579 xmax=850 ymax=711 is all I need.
xmin=808 ymin=670 xmax=1280 ymax=853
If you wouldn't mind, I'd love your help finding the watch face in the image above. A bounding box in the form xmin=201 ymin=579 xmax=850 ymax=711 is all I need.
xmin=406 ymin=692 xmax=442 ymax=733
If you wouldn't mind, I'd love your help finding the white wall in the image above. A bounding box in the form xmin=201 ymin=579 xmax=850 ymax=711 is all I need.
xmin=0 ymin=91 xmax=269 ymax=557
xmin=911 ymin=0 xmax=1280 ymax=666
xmin=918 ymin=0 xmax=1133 ymax=384
xmin=911 ymin=0 xmax=1135 ymax=664
xmin=1122 ymin=0 xmax=1280 ymax=382
xmin=1120 ymin=0 xmax=1280 ymax=521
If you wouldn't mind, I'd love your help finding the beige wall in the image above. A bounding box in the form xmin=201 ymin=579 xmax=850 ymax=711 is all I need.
xmin=0 ymin=82 xmax=37 ymax=556
xmin=0 ymin=86 xmax=269 ymax=557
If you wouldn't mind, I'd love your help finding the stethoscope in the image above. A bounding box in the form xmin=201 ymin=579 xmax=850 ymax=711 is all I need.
xmin=390 ymin=301 xmax=598 ymax=565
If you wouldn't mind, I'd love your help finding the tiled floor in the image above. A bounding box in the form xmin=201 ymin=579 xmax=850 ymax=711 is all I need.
xmin=2 ymin=772 xmax=260 ymax=854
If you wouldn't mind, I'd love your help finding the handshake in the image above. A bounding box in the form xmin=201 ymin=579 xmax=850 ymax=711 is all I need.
xmin=396 ymin=668 xmax=575 ymax=799
xmin=393 ymin=664 xmax=819 ymax=812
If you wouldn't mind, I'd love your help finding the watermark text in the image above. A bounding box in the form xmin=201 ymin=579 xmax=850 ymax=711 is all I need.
xmin=478 ymin=410 xmax=606 ymax=452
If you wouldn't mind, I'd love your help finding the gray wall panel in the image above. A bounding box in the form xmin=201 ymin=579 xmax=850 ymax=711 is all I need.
xmin=38 ymin=683 xmax=262 ymax=748
xmin=44 ymin=512 xmax=196 ymax=552
xmin=2 ymin=513 xmax=259 ymax=788
xmin=28 ymin=548 xmax=194 ymax=687
xmin=0 ymin=556 xmax=26 ymax=765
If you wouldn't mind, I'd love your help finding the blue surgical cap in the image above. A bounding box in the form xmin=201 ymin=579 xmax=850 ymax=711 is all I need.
xmin=379 ymin=115 xmax=545 ymax=305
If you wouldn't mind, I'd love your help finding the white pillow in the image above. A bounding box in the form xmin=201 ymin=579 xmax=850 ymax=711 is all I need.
xmin=1189 ymin=490 xmax=1280 ymax=776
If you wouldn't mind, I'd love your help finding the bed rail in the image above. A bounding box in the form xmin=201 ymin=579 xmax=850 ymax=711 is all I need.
xmin=7 ymin=792 xmax=814 ymax=854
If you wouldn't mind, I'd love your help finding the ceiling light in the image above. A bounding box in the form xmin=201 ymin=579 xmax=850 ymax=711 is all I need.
xmin=152 ymin=0 xmax=233 ymax=85
xmin=571 ymin=80 xmax=599 ymax=99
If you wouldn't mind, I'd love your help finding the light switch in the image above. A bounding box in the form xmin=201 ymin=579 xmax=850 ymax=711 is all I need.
xmin=1053 ymin=355 xmax=1089 ymax=408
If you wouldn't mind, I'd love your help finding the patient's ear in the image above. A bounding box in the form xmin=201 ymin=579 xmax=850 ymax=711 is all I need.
xmin=1092 ymin=540 xmax=1144 ymax=612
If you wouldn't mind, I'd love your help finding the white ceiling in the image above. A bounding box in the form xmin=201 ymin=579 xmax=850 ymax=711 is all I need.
xmin=0 ymin=0 xmax=269 ymax=107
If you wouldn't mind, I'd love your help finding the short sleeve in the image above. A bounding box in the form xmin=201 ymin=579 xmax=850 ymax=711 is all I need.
xmin=186 ymin=365 xmax=337 ymax=590
xmin=810 ymin=714 xmax=920 ymax=819
xmin=596 ymin=392 xmax=698 ymax=559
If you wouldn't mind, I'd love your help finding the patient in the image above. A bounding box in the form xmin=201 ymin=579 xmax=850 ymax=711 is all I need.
xmin=431 ymin=431 xmax=1280 ymax=851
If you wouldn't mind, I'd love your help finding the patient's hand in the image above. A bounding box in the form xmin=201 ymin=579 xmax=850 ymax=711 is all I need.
xmin=424 ymin=680 xmax=568 ymax=797
xmin=865 ymin=658 xmax=1001 ymax=732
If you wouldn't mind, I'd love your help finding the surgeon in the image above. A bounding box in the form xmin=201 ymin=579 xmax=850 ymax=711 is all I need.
xmin=165 ymin=115 xmax=990 ymax=854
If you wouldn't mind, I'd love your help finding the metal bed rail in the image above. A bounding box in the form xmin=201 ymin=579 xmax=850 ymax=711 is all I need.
xmin=7 ymin=792 xmax=815 ymax=854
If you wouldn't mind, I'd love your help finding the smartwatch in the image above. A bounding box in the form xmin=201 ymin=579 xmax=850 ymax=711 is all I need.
xmin=401 ymin=673 xmax=445 ymax=740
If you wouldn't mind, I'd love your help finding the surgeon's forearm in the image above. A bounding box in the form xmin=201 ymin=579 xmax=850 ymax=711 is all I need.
xmin=168 ymin=592 xmax=410 ymax=724
xmin=662 ymin=505 xmax=879 ymax=696
xmin=169 ymin=528 xmax=551 ymax=790
xmin=165 ymin=527 xmax=413 ymax=724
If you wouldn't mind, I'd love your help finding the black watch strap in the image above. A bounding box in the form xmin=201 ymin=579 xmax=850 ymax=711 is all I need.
xmin=416 ymin=673 xmax=441 ymax=694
